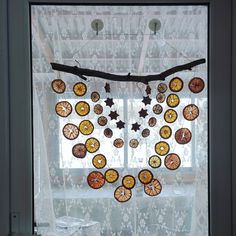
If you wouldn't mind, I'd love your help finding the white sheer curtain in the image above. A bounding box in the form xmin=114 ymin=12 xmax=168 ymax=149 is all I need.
xmin=32 ymin=5 xmax=208 ymax=236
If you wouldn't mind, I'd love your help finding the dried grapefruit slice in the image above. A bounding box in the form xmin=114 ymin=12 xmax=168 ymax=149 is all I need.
xmin=87 ymin=171 xmax=105 ymax=189
xmin=73 ymin=82 xmax=87 ymax=96
xmin=138 ymin=169 xmax=153 ymax=184
xmin=144 ymin=179 xmax=162 ymax=196
xmin=92 ymin=154 xmax=107 ymax=169
xmin=55 ymin=101 xmax=72 ymax=117
xmin=85 ymin=138 xmax=100 ymax=153
xmin=63 ymin=123 xmax=79 ymax=140
xmin=79 ymin=120 xmax=94 ymax=135
xmin=51 ymin=79 xmax=66 ymax=93
xmin=164 ymin=153 xmax=181 ymax=170
xmin=183 ymin=104 xmax=199 ymax=121
xmin=105 ymin=169 xmax=119 ymax=183
xmin=155 ymin=141 xmax=170 ymax=156
xmin=175 ymin=128 xmax=192 ymax=144
xmin=189 ymin=77 xmax=205 ymax=93
xmin=114 ymin=186 xmax=132 ymax=203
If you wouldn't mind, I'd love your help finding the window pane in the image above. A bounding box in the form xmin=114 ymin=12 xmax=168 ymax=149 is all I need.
xmin=32 ymin=5 xmax=208 ymax=236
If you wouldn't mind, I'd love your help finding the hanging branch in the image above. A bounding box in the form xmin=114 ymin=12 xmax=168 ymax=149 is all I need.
xmin=50 ymin=58 xmax=206 ymax=85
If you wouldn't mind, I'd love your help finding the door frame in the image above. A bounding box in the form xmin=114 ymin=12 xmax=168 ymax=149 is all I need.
xmin=0 ymin=0 xmax=234 ymax=235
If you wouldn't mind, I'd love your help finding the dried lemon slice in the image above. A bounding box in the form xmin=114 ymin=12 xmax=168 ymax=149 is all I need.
xmin=148 ymin=155 xmax=161 ymax=168
xmin=164 ymin=109 xmax=178 ymax=123
xmin=138 ymin=169 xmax=153 ymax=184
xmin=51 ymin=79 xmax=66 ymax=93
xmin=87 ymin=171 xmax=105 ymax=189
xmin=159 ymin=125 xmax=172 ymax=139
xmin=164 ymin=153 xmax=181 ymax=170
xmin=144 ymin=179 xmax=162 ymax=196
xmin=183 ymin=104 xmax=199 ymax=121
xmin=105 ymin=169 xmax=119 ymax=183
xmin=55 ymin=101 xmax=72 ymax=117
xmin=79 ymin=120 xmax=94 ymax=135
xmin=155 ymin=141 xmax=170 ymax=156
xmin=85 ymin=137 xmax=100 ymax=153
xmin=73 ymin=82 xmax=87 ymax=96
xmin=63 ymin=123 xmax=79 ymax=140
xmin=167 ymin=94 xmax=180 ymax=108
xmin=169 ymin=77 xmax=183 ymax=92
xmin=114 ymin=186 xmax=132 ymax=203
xmin=122 ymin=175 xmax=136 ymax=189
xmin=92 ymin=154 xmax=107 ymax=169
xmin=75 ymin=101 xmax=90 ymax=116
xmin=72 ymin=143 xmax=87 ymax=158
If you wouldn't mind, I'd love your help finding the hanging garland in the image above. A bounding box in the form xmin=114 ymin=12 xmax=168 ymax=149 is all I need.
xmin=52 ymin=60 xmax=206 ymax=203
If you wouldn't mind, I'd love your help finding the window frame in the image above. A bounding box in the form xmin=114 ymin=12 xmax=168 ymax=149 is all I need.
xmin=0 ymin=0 xmax=234 ymax=235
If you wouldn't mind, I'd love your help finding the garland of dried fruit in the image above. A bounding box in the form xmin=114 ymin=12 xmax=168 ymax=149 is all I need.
xmin=52 ymin=68 xmax=205 ymax=203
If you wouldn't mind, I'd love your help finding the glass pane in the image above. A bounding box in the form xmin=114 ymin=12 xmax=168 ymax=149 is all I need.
xmin=31 ymin=5 xmax=208 ymax=236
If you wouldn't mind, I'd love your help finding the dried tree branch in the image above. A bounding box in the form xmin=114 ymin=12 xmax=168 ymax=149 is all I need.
xmin=50 ymin=58 xmax=206 ymax=84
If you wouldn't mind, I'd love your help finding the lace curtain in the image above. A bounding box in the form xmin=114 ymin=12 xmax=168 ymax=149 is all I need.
xmin=32 ymin=5 xmax=208 ymax=236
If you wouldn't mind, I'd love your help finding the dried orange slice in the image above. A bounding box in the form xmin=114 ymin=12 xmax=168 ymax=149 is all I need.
xmin=94 ymin=104 xmax=103 ymax=115
xmin=72 ymin=143 xmax=87 ymax=158
xmin=87 ymin=171 xmax=105 ymax=189
xmin=122 ymin=175 xmax=136 ymax=189
xmin=114 ymin=138 xmax=124 ymax=148
xmin=164 ymin=153 xmax=181 ymax=170
xmin=157 ymin=83 xmax=167 ymax=93
xmin=164 ymin=109 xmax=178 ymax=123
xmin=105 ymin=169 xmax=119 ymax=183
xmin=138 ymin=169 xmax=153 ymax=184
xmin=142 ymin=128 xmax=150 ymax=138
xmin=85 ymin=138 xmax=100 ymax=153
xmin=156 ymin=93 xmax=165 ymax=103
xmin=73 ymin=82 xmax=87 ymax=96
xmin=155 ymin=141 xmax=170 ymax=156
xmin=189 ymin=77 xmax=205 ymax=93
xmin=55 ymin=101 xmax=72 ymax=117
xmin=97 ymin=116 xmax=108 ymax=126
xmin=153 ymin=104 xmax=163 ymax=115
xmin=159 ymin=125 xmax=172 ymax=139
xmin=75 ymin=101 xmax=90 ymax=116
xmin=114 ymin=186 xmax=132 ymax=203
xmin=91 ymin=91 xmax=100 ymax=102
xmin=63 ymin=123 xmax=79 ymax=140
xmin=144 ymin=179 xmax=162 ymax=196
xmin=79 ymin=120 xmax=94 ymax=135
xmin=148 ymin=155 xmax=161 ymax=168
xmin=167 ymin=94 xmax=180 ymax=108
xmin=104 ymin=128 xmax=113 ymax=138
xmin=148 ymin=117 xmax=157 ymax=127
xmin=51 ymin=79 xmax=66 ymax=93
xmin=129 ymin=139 xmax=139 ymax=148
xmin=175 ymin=128 xmax=192 ymax=144
xmin=169 ymin=77 xmax=183 ymax=92
xmin=92 ymin=154 xmax=107 ymax=169
xmin=183 ymin=104 xmax=199 ymax=121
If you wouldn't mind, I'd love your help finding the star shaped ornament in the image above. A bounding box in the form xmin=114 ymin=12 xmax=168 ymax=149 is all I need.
xmin=138 ymin=108 xmax=148 ymax=118
xmin=145 ymin=85 xmax=151 ymax=95
xmin=104 ymin=83 xmax=111 ymax=93
xmin=116 ymin=120 xmax=125 ymax=129
xmin=109 ymin=111 xmax=119 ymax=120
xmin=105 ymin=98 xmax=114 ymax=107
xmin=131 ymin=122 xmax=141 ymax=132
xmin=142 ymin=96 xmax=152 ymax=106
